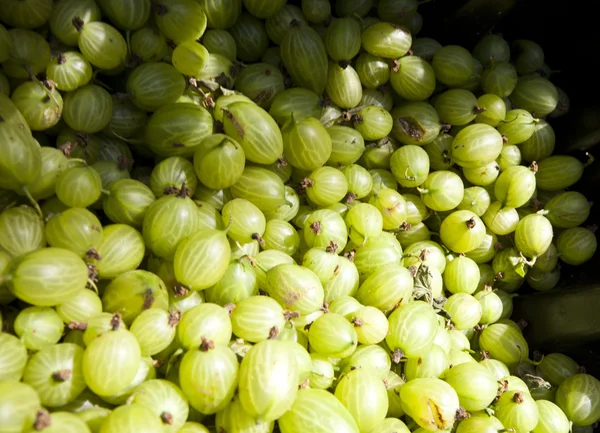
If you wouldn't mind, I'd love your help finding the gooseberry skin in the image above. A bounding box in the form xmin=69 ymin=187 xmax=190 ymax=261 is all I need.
xmin=278 ymin=388 xmax=360 ymax=433
xmin=334 ymin=368 xmax=389 ymax=433
xmin=399 ymin=378 xmax=460 ymax=431
xmin=238 ymin=339 xmax=299 ymax=422
xmin=386 ymin=301 xmax=438 ymax=358
xmin=452 ymin=124 xmax=503 ymax=168
xmin=444 ymin=362 xmax=498 ymax=411
xmin=174 ymin=228 xmax=231 ymax=291
xmin=479 ymin=323 xmax=529 ymax=370
xmin=0 ymin=381 xmax=41 ymax=433
xmin=98 ymin=404 xmax=163 ymax=433
xmin=179 ymin=343 xmax=239 ymax=416
xmin=11 ymin=81 xmax=63 ymax=131
xmin=82 ymin=328 xmax=142 ymax=397
xmin=514 ymin=214 xmax=553 ymax=260
xmin=533 ymin=400 xmax=571 ymax=433
xmin=495 ymin=390 xmax=540 ymax=433
xmin=55 ymin=165 xmax=104 ymax=209
xmin=556 ymin=374 xmax=600 ymax=427
xmin=361 ymin=22 xmax=412 ymax=59
xmin=0 ymin=333 xmax=27 ymax=381
xmin=14 ymin=306 xmax=65 ymax=351
xmin=556 ymin=227 xmax=597 ymax=266
xmin=22 ymin=343 xmax=87 ymax=408
xmin=0 ymin=205 xmax=46 ymax=259
xmin=6 ymin=247 xmax=89 ymax=307
xmin=440 ymin=210 xmax=486 ymax=254
xmin=0 ymin=6 xmax=599 ymax=433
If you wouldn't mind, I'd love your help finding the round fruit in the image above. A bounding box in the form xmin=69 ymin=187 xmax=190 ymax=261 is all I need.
xmin=146 ymin=103 xmax=213 ymax=157
xmin=74 ymin=20 xmax=127 ymax=70
xmin=63 ymin=85 xmax=113 ymax=134
xmin=361 ymin=22 xmax=412 ymax=59
xmin=6 ymin=247 xmax=88 ymax=307
xmin=281 ymin=21 xmax=328 ymax=94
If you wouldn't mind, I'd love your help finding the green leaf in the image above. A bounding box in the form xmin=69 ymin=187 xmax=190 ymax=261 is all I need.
xmin=413 ymin=264 xmax=434 ymax=303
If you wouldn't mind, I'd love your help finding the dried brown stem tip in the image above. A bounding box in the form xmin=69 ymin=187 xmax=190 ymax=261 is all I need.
xmin=86 ymin=248 xmax=102 ymax=261
xmin=529 ymin=161 xmax=539 ymax=173
xmin=200 ymin=337 xmax=215 ymax=352
xmin=466 ymin=218 xmax=476 ymax=229
xmin=344 ymin=249 xmax=356 ymax=262
xmin=300 ymin=178 xmax=314 ymax=190
xmin=68 ymin=321 xmax=88 ymax=331
xmin=72 ymin=17 xmax=84 ymax=32
xmin=175 ymin=182 xmax=191 ymax=198
xmin=161 ymin=412 xmax=174 ymax=425
xmin=399 ymin=221 xmax=412 ymax=231
xmin=110 ymin=313 xmax=122 ymax=331
xmin=87 ymin=264 xmax=99 ymax=283
xmin=345 ymin=192 xmax=357 ymax=204
xmin=351 ymin=317 xmax=363 ymax=327
xmin=268 ymin=326 xmax=279 ymax=339
xmin=455 ymin=407 xmax=470 ymax=421
xmin=440 ymin=123 xmax=452 ymax=133
xmin=142 ymin=289 xmax=155 ymax=310
xmin=224 ymin=303 xmax=236 ymax=316
xmin=276 ymin=156 xmax=288 ymax=167
xmin=34 ymin=410 xmax=51 ymax=431
xmin=325 ymin=241 xmax=338 ymax=254
xmin=513 ymin=391 xmax=525 ymax=404
xmin=52 ymin=369 xmax=72 ymax=382
xmin=310 ymin=221 xmax=322 ymax=235
xmin=172 ymin=284 xmax=189 ymax=298
xmin=392 ymin=348 xmax=405 ymax=364
xmin=284 ymin=310 xmax=301 ymax=321
xmin=252 ymin=233 xmax=265 ymax=246
xmin=168 ymin=309 xmax=182 ymax=327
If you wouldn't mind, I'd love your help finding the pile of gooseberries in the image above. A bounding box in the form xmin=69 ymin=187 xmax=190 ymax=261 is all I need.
xmin=0 ymin=0 xmax=598 ymax=432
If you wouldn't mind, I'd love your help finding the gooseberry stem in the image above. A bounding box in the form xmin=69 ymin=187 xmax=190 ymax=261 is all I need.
xmin=31 ymin=77 xmax=62 ymax=110
xmin=224 ymin=211 xmax=233 ymax=234
xmin=21 ymin=187 xmax=43 ymax=219
xmin=519 ymin=252 xmax=536 ymax=267
xmin=125 ymin=30 xmax=132 ymax=58
xmin=87 ymin=279 xmax=99 ymax=294
xmin=165 ymin=348 xmax=184 ymax=377
xmin=67 ymin=158 xmax=88 ymax=167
